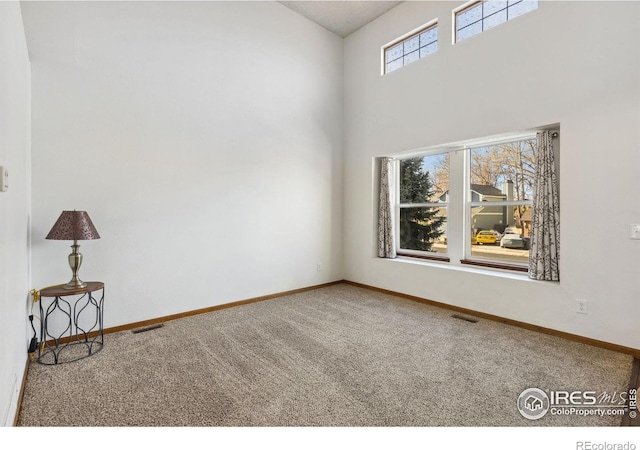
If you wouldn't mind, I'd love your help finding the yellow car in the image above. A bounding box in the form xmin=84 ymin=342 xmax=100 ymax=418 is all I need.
xmin=475 ymin=230 xmax=497 ymax=245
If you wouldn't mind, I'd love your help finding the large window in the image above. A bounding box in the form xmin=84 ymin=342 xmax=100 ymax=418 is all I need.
xmin=467 ymin=137 xmax=536 ymax=267
xmin=393 ymin=131 xmax=552 ymax=271
xmin=384 ymin=22 xmax=438 ymax=74
xmin=454 ymin=0 xmax=538 ymax=43
xmin=397 ymin=153 xmax=449 ymax=258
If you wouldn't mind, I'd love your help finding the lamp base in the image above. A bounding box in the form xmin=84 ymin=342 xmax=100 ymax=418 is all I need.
xmin=64 ymin=241 xmax=86 ymax=289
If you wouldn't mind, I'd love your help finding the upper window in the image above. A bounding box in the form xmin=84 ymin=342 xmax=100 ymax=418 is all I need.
xmin=455 ymin=0 xmax=538 ymax=43
xmin=384 ymin=22 xmax=438 ymax=74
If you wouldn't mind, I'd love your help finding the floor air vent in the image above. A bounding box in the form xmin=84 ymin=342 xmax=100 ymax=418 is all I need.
xmin=131 ymin=324 xmax=164 ymax=334
xmin=451 ymin=314 xmax=479 ymax=323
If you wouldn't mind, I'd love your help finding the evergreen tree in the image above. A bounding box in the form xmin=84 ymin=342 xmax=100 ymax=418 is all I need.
xmin=399 ymin=158 xmax=445 ymax=251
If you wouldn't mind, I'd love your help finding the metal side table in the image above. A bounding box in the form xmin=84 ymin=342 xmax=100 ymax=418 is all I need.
xmin=38 ymin=282 xmax=105 ymax=365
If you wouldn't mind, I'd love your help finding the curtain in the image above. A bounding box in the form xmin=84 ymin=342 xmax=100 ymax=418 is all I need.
xmin=529 ymin=130 xmax=560 ymax=281
xmin=377 ymin=157 xmax=396 ymax=258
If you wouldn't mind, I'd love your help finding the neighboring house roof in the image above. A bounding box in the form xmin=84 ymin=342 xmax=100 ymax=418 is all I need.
xmin=470 ymin=184 xmax=504 ymax=197
xmin=520 ymin=209 xmax=532 ymax=222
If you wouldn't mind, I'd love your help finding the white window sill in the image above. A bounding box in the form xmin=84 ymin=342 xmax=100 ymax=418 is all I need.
xmin=389 ymin=255 xmax=542 ymax=283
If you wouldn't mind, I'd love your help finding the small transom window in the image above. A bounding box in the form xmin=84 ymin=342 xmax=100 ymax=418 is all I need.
xmin=455 ymin=0 xmax=538 ymax=43
xmin=384 ymin=22 xmax=438 ymax=74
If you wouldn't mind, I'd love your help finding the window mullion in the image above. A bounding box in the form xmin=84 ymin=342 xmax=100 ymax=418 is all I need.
xmin=446 ymin=150 xmax=466 ymax=265
xmin=469 ymin=201 xmax=532 ymax=207
xmin=399 ymin=203 xmax=447 ymax=208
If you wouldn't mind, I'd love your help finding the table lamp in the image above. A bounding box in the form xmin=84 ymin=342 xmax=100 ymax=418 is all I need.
xmin=46 ymin=210 xmax=101 ymax=289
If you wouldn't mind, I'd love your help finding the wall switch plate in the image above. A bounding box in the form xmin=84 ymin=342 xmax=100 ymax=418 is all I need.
xmin=631 ymin=224 xmax=640 ymax=240
xmin=0 ymin=166 xmax=7 ymax=192
xmin=316 ymin=263 xmax=322 ymax=272
xmin=576 ymin=299 xmax=588 ymax=315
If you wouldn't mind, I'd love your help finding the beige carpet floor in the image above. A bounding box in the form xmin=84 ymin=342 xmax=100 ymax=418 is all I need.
xmin=17 ymin=284 xmax=634 ymax=426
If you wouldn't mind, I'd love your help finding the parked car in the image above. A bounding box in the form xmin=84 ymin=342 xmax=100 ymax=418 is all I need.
xmin=500 ymin=233 xmax=529 ymax=249
xmin=475 ymin=230 xmax=497 ymax=245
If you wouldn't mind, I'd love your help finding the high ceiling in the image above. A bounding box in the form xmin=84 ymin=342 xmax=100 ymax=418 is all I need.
xmin=279 ymin=1 xmax=403 ymax=38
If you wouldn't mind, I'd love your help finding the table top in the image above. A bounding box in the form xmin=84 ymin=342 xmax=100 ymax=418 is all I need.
xmin=40 ymin=281 xmax=104 ymax=297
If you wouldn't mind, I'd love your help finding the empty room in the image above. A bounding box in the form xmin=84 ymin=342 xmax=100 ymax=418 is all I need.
xmin=1 ymin=0 xmax=639 ymax=445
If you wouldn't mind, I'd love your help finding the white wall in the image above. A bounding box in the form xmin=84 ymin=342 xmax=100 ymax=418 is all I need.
xmin=22 ymin=1 xmax=344 ymax=328
xmin=344 ymin=1 xmax=640 ymax=349
xmin=0 ymin=1 xmax=31 ymax=426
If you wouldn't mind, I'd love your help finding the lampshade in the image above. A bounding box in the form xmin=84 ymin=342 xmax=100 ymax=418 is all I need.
xmin=46 ymin=210 xmax=100 ymax=289
xmin=46 ymin=211 xmax=101 ymax=241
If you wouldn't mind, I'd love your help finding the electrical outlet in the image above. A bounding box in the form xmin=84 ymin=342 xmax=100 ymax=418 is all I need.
xmin=576 ymin=299 xmax=588 ymax=315
xmin=316 ymin=263 xmax=322 ymax=272
xmin=631 ymin=224 xmax=640 ymax=240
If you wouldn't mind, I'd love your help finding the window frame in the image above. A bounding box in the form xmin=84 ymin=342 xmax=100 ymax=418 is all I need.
xmin=389 ymin=129 xmax=554 ymax=274
xmin=453 ymin=0 xmax=539 ymax=44
xmin=462 ymin=134 xmax=536 ymax=271
xmin=382 ymin=19 xmax=439 ymax=75
xmin=394 ymin=153 xmax=450 ymax=262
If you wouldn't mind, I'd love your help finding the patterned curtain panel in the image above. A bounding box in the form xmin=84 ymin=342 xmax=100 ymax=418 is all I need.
xmin=377 ymin=157 xmax=396 ymax=258
xmin=529 ymin=131 xmax=560 ymax=281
